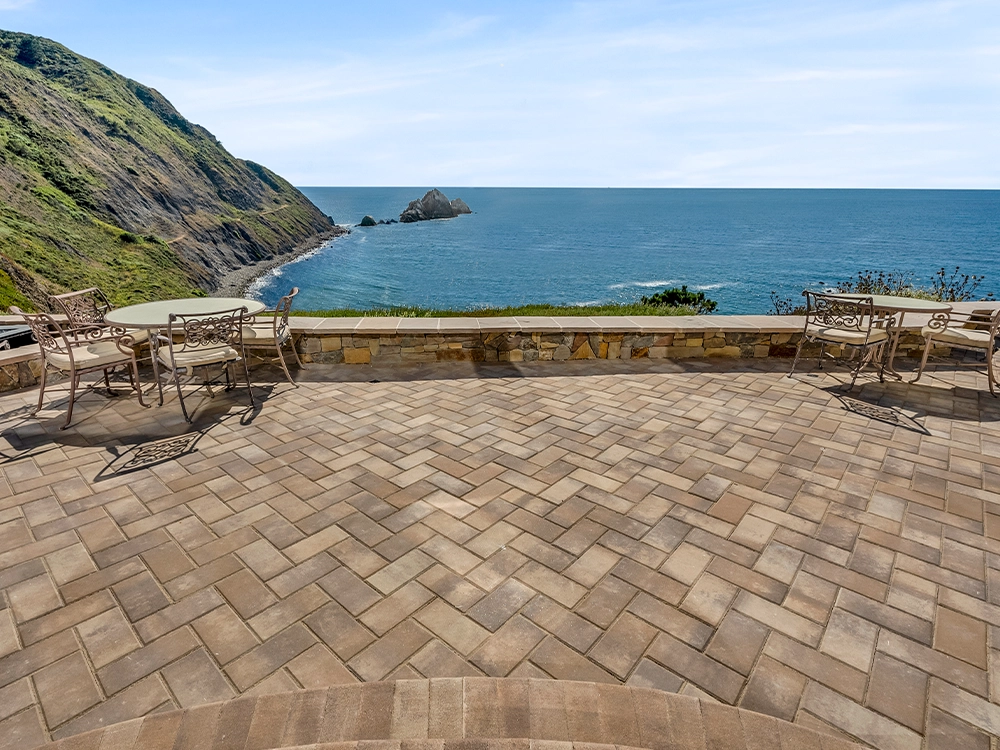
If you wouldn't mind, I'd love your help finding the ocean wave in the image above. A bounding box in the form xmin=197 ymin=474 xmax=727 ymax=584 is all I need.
xmin=693 ymin=283 xmax=727 ymax=291
xmin=608 ymin=279 xmax=677 ymax=290
xmin=245 ymin=242 xmax=330 ymax=298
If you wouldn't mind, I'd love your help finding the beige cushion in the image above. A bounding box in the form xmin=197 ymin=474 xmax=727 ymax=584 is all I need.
xmin=121 ymin=329 xmax=150 ymax=345
xmin=158 ymin=345 xmax=240 ymax=371
xmin=922 ymin=325 xmax=994 ymax=349
xmin=242 ymin=324 xmax=290 ymax=347
xmin=47 ymin=340 xmax=130 ymax=371
xmin=805 ymin=325 xmax=889 ymax=346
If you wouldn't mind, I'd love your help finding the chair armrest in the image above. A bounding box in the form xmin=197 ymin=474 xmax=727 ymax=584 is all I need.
xmin=63 ymin=323 xmax=113 ymax=343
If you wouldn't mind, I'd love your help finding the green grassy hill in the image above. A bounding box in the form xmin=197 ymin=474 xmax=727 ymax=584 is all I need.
xmin=0 ymin=30 xmax=339 ymax=310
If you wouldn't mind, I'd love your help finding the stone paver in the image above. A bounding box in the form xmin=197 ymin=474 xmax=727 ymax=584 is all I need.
xmin=0 ymin=357 xmax=999 ymax=749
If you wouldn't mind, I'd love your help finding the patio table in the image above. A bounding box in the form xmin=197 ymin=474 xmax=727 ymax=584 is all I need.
xmin=105 ymin=297 xmax=267 ymax=403
xmin=840 ymin=294 xmax=951 ymax=379
xmin=104 ymin=297 xmax=266 ymax=329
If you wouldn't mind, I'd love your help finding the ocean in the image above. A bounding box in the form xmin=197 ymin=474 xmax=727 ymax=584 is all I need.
xmin=250 ymin=188 xmax=1000 ymax=315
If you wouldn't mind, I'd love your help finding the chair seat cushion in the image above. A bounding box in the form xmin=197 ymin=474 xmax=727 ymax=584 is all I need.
xmin=122 ymin=328 xmax=150 ymax=345
xmin=159 ymin=346 xmax=240 ymax=370
xmin=922 ymin=325 xmax=993 ymax=349
xmin=806 ymin=325 xmax=889 ymax=346
xmin=241 ymin=324 xmax=290 ymax=347
xmin=47 ymin=340 xmax=131 ymax=371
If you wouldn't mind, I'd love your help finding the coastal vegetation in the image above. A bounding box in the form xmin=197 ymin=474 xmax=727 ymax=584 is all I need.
xmin=294 ymin=300 xmax=707 ymax=318
xmin=0 ymin=30 xmax=336 ymax=311
xmin=769 ymin=267 xmax=992 ymax=314
xmin=640 ymin=285 xmax=718 ymax=314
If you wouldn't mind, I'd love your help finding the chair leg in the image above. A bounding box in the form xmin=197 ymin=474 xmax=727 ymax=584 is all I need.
xmin=818 ymin=343 xmax=825 ymax=369
xmin=34 ymin=364 xmax=48 ymax=415
xmin=912 ymin=334 xmax=933 ymax=384
xmin=174 ymin=370 xmax=191 ymax=422
xmin=103 ymin=369 xmax=112 ymax=392
xmin=129 ymin=356 xmax=148 ymax=408
xmin=290 ymin=336 xmax=303 ymax=367
xmin=988 ymin=349 xmax=997 ymax=397
xmin=242 ymin=357 xmax=256 ymax=409
xmin=275 ymin=343 xmax=296 ymax=386
xmin=788 ymin=337 xmax=805 ymax=378
xmin=848 ymin=358 xmax=861 ymax=390
xmin=62 ymin=372 xmax=79 ymax=430
xmin=152 ymin=350 xmax=165 ymax=406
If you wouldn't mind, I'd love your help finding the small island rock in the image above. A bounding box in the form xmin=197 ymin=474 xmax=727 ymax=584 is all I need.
xmin=399 ymin=189 xmax=472 ymax=223
xmin=358 ymin=215 xmax=377 ymax=227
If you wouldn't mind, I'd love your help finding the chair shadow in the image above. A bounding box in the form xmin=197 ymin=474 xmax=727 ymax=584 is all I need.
xmin=819 ymin=371 xmax=1000 ymax=428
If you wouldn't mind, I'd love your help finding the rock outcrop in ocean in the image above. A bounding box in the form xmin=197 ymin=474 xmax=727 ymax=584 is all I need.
xmin=399 ymin=189 xmax=472 ymax=223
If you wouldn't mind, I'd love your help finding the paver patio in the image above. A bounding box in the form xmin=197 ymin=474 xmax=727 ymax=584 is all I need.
xmin=0 ymin=357 xmax=998 ymax=750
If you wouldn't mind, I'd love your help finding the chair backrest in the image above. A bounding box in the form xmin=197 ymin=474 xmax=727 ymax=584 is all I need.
xmin=50 ymin=288 xmax=114 ymax=327
xmin=165 ymin=306 xmax=249 ymax=359
xmin=802 ymin=291 xmax=877 ymax=334
xmin=271 ymin=287 xmax=299 ymax=338
xmin=10 ymin=306 xmax=73 ymax=359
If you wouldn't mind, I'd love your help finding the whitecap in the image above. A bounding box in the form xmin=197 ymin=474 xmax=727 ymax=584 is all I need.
xmin=608 ymin=279 xmax=677 ymax=290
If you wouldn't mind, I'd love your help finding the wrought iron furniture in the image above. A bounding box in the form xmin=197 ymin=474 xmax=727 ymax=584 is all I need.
xmin=153 ymin=306 xmax=255 ymax=422
xmin=49 ymin=287 xmax=149 ymax=344
xmin=10 ymin=306 xmax=147 ymax=429
xmin=242 ymin=287 xmax=302 ymax=385
xmin=912 ymin=307 xmax=1000 ymax=395
xmin=788 ymin=292 xmax=891 ymax=388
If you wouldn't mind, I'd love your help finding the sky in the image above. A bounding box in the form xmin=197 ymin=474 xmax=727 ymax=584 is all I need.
xmin=1 ymin=0 xmax=998 ymax=188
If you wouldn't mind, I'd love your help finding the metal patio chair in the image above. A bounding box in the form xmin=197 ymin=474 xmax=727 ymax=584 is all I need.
xmin=49 ymin=287 xmax=149 ymax=345
xmin=153 ymin=306 xmax=255 ymax=422
xmin=11 ymin=306 xmax=147 ymax=429
xmin=912 ymin=307 xmax=1000 ymax=395
xmin=788 ymin=291 xmax=891 ymax=388
xmin=242 ymin=287 xmax=302 ymax=385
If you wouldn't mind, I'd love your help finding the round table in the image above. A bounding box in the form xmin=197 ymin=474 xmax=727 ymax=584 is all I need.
xmin=105 ymin=297 xmax=266 ymax=329
xmin=839 ymin=294 xmax=952 ymax=378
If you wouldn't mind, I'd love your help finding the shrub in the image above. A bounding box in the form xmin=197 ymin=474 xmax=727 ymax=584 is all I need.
xmin=768 ymin=266 xmax=993 ymax=314
xmin=641 ymin=285 xmax=717 ymax=314
xmin=768 ymin=291 xmax=806 ymax=315
xmin=928 ymin=266 xmax=992 ymax=302
xmin=837 ymin=270 xmax=914 ymax=296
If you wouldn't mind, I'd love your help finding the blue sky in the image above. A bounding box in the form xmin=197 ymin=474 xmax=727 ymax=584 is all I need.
xmin=2 ymin=0 xmax=998 ymax=187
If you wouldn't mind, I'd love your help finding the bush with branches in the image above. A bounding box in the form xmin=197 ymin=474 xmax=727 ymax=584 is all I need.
xmin=641 ymin=285 xmax=718 ymax=314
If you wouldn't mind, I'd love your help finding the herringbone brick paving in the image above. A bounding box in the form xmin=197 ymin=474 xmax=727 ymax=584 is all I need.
xmin=0 ymin=358 xmax=998 ymax=750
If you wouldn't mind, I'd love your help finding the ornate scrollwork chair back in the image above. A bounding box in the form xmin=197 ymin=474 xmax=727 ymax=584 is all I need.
xmin=50 ymin=287 xmax=113 ymax=326
xmin=154 ymin=306 xmax=255 ymax=422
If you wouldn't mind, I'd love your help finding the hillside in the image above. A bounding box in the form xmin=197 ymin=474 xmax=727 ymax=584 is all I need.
xmin=0 ymin=30 xmax=340 ymax=310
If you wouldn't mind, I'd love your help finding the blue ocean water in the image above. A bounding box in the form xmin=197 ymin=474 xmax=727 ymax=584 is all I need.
xmin=251 ymin=188 xmax=1000 ymax=315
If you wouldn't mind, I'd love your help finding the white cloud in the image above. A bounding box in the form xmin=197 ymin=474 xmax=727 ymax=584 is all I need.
xmin=135 ymin=1 xmax=1000 ymax=187
xmin=0 ymin=0 xmax=36 ymax=9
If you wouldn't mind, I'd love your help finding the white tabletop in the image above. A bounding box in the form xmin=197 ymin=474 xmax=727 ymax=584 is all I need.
xmin=839 ymin=294 xmax=951 ymax=314
xmin=105 ymin=298 xmax=267 ymax=329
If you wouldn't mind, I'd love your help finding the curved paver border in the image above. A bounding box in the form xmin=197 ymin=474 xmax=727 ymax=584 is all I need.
xmin=36 ymin=679 xmax=864 ymax=750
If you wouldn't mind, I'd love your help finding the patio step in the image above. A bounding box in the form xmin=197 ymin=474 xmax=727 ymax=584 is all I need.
xmin=34 ymin=679 xmax=864 ymax=750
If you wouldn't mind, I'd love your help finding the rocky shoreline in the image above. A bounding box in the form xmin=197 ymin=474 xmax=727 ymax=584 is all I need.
xmin=212 ymin=227 xmax=348 ymax=298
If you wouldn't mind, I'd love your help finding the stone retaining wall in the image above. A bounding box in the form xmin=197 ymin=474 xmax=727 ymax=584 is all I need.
xmin=298 ymin=329 xmax=934 ymax=366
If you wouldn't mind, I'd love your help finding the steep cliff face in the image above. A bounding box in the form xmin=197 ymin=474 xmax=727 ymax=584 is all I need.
xmin=0 ymin=30 xmax=339 ymax=310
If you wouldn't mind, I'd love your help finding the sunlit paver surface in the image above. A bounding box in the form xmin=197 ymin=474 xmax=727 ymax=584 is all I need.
xmin=0 ymin=358 xmax=997 ymax=750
